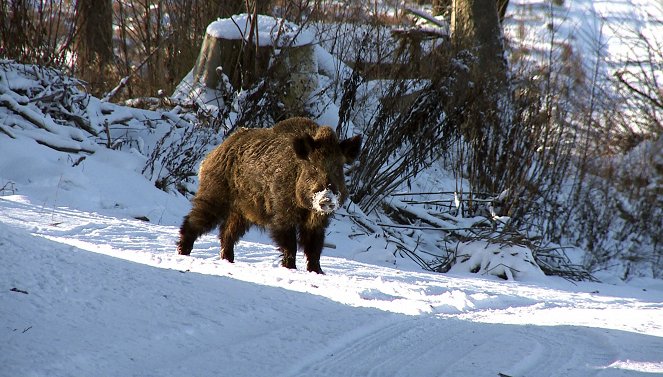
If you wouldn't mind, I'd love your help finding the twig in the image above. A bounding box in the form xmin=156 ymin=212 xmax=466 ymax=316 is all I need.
xmin=34 ymin=139 xmax=95 ymax=154
xmin=376 ymin=223 xmax=478 ymax=232
xmin=391 ymin=190 xmax=497 ymax=197
xmin=102 ymin=32 xmax=174 ymax=103
xmin=614 ymin=70 xmax=663 ymax=110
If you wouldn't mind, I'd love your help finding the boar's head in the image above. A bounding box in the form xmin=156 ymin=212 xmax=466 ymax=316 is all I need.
xmin=292 ymin=126 xmax=361 ymax=215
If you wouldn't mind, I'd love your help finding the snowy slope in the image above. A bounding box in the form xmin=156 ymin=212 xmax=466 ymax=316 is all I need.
xmin=504 ymin=0 xmax=663 ymax=108
xmin=2 ymin=189 xmax=663 ymax=376
xmin=1 ymin=136 xmax=662 ymax=377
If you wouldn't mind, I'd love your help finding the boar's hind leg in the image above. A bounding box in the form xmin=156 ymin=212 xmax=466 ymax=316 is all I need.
xmin=300 ymin=227 xmax=325 ymax=274
xmin=271 ymin=228 xmax=298 ymax=269
xmin=219 ymin=211 xmax=249 ymax=263
xmin=178 ymin=201 xmax=222 ymax=255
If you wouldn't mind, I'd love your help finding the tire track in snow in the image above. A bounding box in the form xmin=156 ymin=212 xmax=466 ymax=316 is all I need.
xmin=282 ymin=315 xmax=529 ymax=377
xmin=280 ymin=314 xmax=418 ymax=377
xmin=466 ymin=326 xmax=617 ymax=377
xmin=282 ymin=316 xmax=620 ymax=377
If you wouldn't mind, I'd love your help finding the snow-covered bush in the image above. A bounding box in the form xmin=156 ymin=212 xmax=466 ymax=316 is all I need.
xmin=0 ymin=60 xmax=215 ymax=196
xmin=449 ymin=242 xmax=545 ymax=281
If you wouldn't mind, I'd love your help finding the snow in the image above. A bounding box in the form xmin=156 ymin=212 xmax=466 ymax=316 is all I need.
xmin=0 ymin=136 xmax=188 ymax=224
xmin=311 ymin=188 xmax=340 ymax=214
xmin=2 ymin=132 xmax=663 ymax=376
xmin=207 ymin=13 xmax=315 ymax=47
xmin=2 ymin=2 xmax=663 ymax=375
xmin=449 ymin=241 xmax=546 ymax=281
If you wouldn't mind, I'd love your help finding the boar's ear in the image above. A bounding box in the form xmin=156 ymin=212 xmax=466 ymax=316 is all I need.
xmin=293 ymin=134 xmax=315 ymax=160
xmin=340 ymin=135 xmax=362 ymax=164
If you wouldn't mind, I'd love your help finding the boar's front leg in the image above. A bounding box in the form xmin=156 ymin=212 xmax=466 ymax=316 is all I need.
xmin=300 ymin=226 xmax=325 ymax=274
xmin=271 ymin=227 xmax=298 ymax=269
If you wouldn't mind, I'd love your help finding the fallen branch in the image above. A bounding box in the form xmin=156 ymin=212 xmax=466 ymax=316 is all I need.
xmin=376 ymin=222 xmax=479 ymax=233
xmin=34 ymin=139 xmax=95 ymax=154
xmin=404 ymin=7 xmax=449 ymax=29
xmin=0 ymin=123 xmax=16 ymax=138
xmin=376 ymin=190 xmax=597 ymax=281
xmin=0 ymin=93 xmax=58 ymax=133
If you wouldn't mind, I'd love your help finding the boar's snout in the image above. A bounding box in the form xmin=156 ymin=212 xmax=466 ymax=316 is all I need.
xmin=312 ymin=188 xmax=340 ymax=214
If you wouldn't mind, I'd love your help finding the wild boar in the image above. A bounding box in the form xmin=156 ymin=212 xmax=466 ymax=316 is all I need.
xmin=177 ymin=117 xmax=362 ymax=274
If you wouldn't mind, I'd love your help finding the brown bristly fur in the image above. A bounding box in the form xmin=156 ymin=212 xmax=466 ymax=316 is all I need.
xmin=177 ymin=117 xmax=362 ymax=274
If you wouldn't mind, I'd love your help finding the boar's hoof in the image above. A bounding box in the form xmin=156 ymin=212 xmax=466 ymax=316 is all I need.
xmin=307 ymin=263 xmax=324 ymax=274
xmin=177 ymin=242 xmax=192 ymax=256
xmin=221 ymin=248 xmax=235 ymax=263
xmin=282 ymin=255 xmax=297 ymax=269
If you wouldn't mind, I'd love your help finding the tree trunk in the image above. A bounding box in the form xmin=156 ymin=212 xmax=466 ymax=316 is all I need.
xmin=451 ymin=0 xmax=508 ymax=82
xmin=432 ymin=0 xmax=449 ymax=16
xmin=450 ymin=0 xmax=514 ymax=194
xmin=75 ymin=0 xmax=113 ymax=95
xmin=191 ymin=32 xmax=272 ymax=91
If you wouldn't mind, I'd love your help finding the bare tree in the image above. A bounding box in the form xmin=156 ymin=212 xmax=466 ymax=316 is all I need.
xmin=217 ymin=0 xmax=270 ymax=17
xmin=75 ymin=0 xmax=114 ymax=95
xmin=449 ymin=0 xmax=515 ymax=196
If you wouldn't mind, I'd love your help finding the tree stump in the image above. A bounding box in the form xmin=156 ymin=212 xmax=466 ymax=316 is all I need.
xmin=189 ymin=14 xmax=318 ymax=114
xmin=191 ymin=31 xmax=272 ymax=91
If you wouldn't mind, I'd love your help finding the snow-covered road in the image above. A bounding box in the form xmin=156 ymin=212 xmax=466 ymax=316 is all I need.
xmin=2 ymin=196 xmax=663 ymax=377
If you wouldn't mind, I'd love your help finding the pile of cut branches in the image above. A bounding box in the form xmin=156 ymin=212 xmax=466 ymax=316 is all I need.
xmin=350 ymin=190 xmax=597 ymax=282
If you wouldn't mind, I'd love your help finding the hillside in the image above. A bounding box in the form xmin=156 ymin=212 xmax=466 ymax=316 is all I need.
xmin=2 ymin=192 xmax=663 ymax=376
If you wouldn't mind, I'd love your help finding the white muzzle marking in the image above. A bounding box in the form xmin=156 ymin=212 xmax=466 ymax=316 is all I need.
xmin=312 ymin=189 xmax=340 ymax=214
